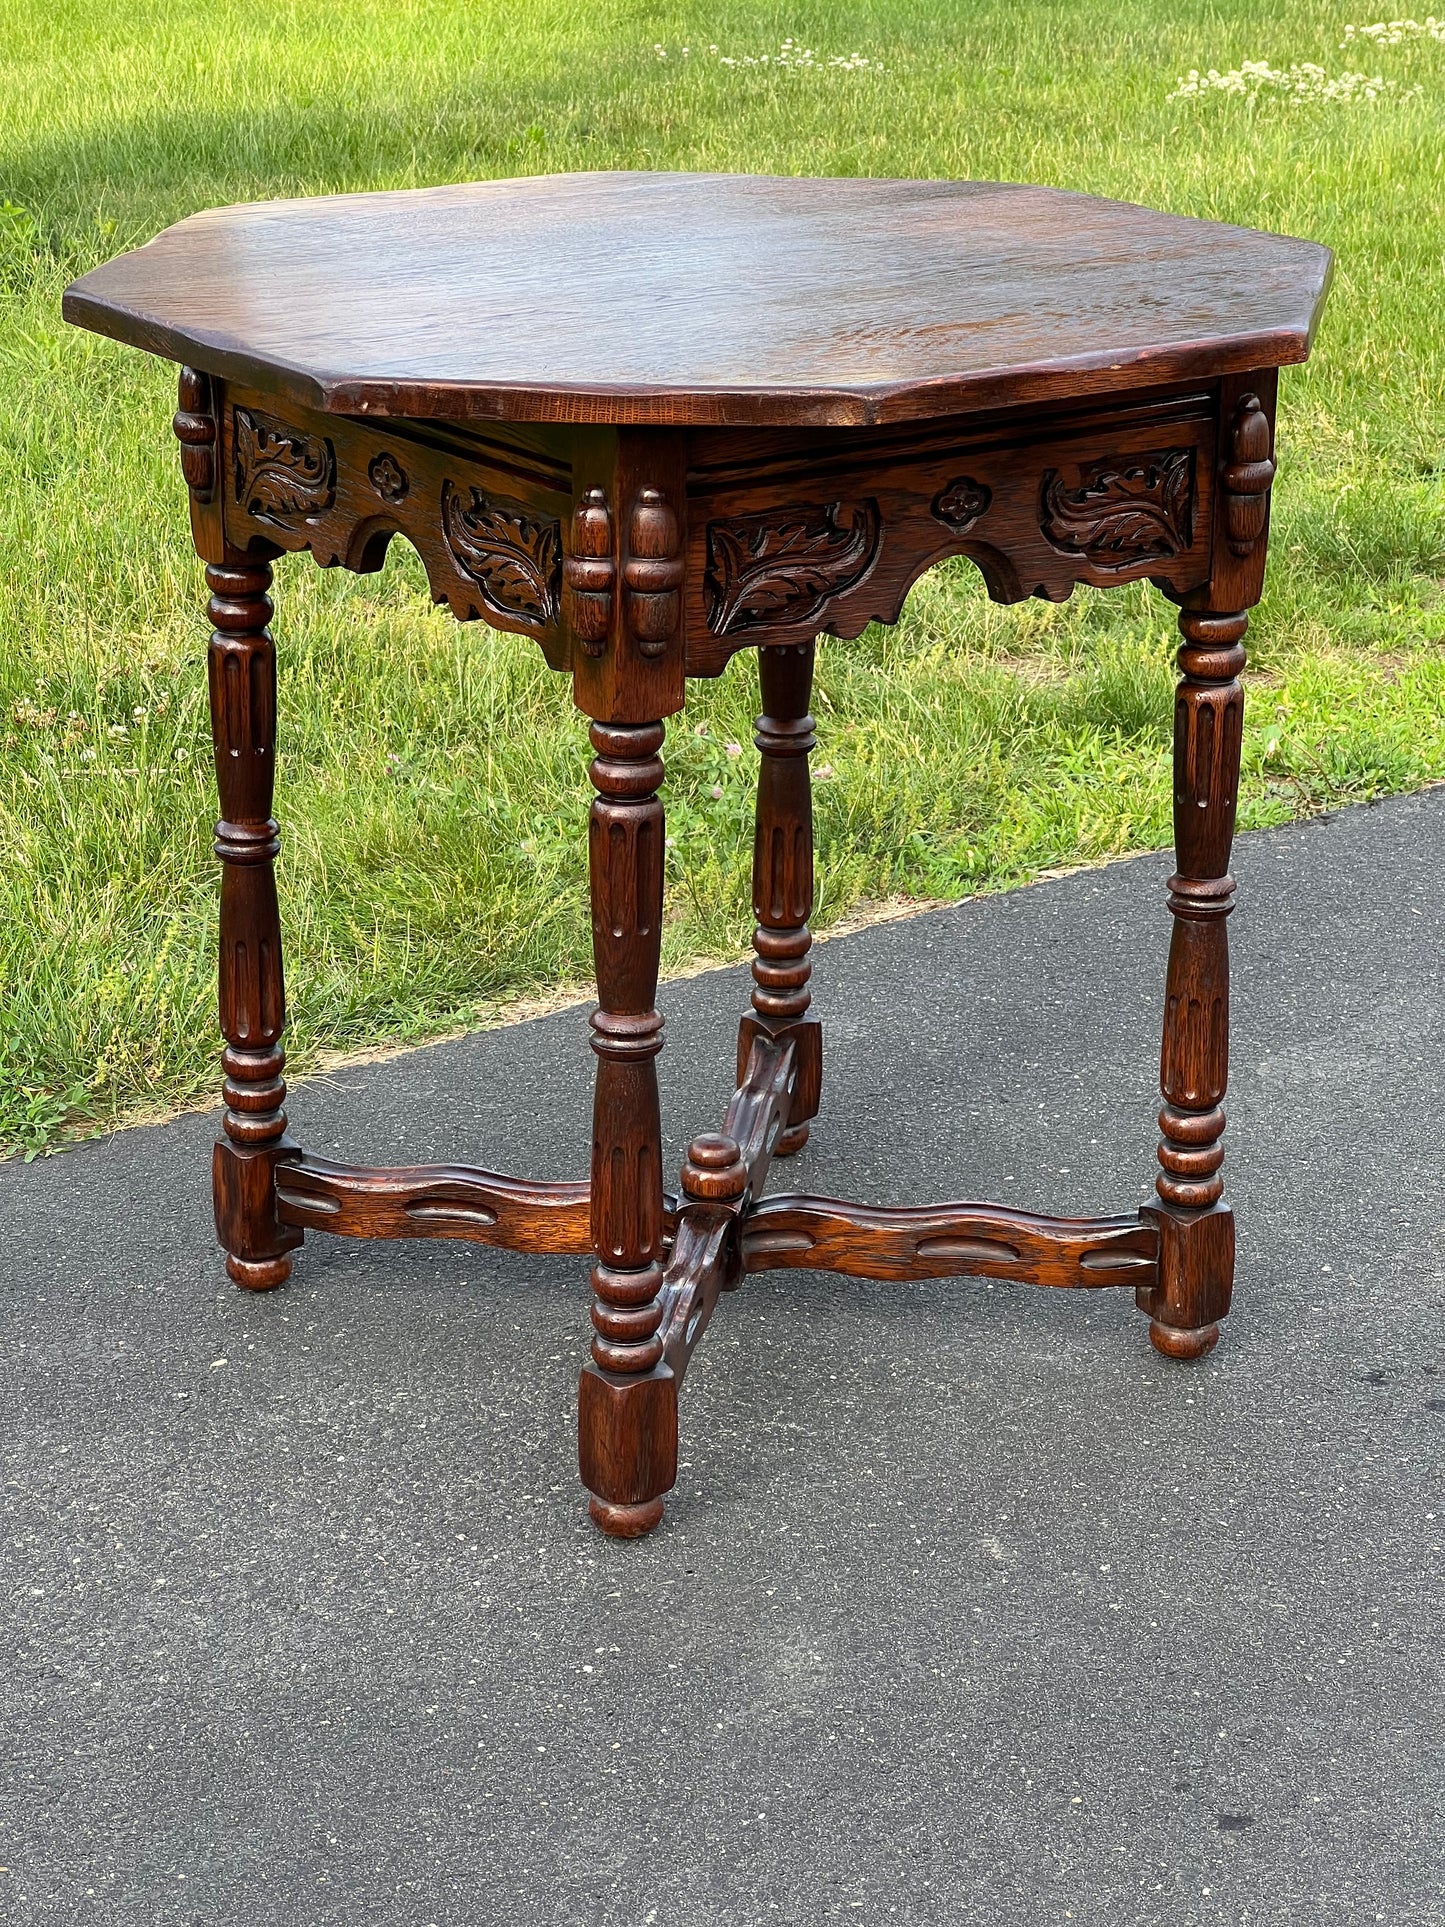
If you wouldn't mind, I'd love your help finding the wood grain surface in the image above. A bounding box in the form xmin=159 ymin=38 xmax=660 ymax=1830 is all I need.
xmin=739 ymin=1196 xmax=1159 ymax=1290
xmin=743 ymin=642 xmax=820 ymax=1150
xmin=63 ymin=173 xmax=1332 ymax=428
xmin=87 ymin=178 xmax=1323 ymax=1537
xmin=274 ymin=1155 xmax=593 ymax=1252
xmin=204 ymin=553 xmax=305 ymax=1292
xmin=579 ymin=717 xmax=678 ymax=1535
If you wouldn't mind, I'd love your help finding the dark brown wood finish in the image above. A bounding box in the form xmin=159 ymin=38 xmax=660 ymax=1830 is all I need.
xmin=275 ymin=1156 xmax=593 ymax=1252
xmin=658 ymin=1203 xmax=737 ymax=1386
xmin=721 ymin=1034 xmax=798 ymax=1198
xmin=203 ymin=551 xmax=304 ymax=1290
xmin=64 ymin=175 xmax=1330 ymax=428
xmin=70 ymin=176 xmax=1330 ymax=1541
xmin=215 ymin=380 xmax=575 ymax=663
xmin=741 ymin=1197 xmax=1158 ymax=1289
xmin=741 ymin=646 xmax=821 ymax=1153
xmin=174 ymin=372 xmax=1253 ymax=685
xmin=1135 ymin=370 xmax=1277 ymax=1359
xmin=578 ymin=718 xmax=676 ymax=1537
xmin=684 ymin=386 xmax=1225 ymax=670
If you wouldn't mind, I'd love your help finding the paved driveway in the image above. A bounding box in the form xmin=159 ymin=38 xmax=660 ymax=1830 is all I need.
xmin=3 ymin=790 xmax=1441 ymax=1924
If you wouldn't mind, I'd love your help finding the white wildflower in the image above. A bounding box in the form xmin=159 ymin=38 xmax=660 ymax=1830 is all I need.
xmin=652 ymin=36 xmax=881 ymax=73
xmin=1342 ymin=16 xmax=1445 ymax=46
xmin=1168 ymin=57 xmax=1402 ymax=103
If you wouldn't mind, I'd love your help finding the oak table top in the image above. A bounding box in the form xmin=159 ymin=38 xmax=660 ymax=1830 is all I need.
xmin=64 ymin=172 xmax=1331 ymax=1539
xmin=63 ymin=171 xmax=1331 ymax=427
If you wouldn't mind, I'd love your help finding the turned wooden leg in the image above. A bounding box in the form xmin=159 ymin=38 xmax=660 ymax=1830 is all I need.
xmin=1139 ymin=608 xmax=1245 ymax=1359
xmin=206 ymin=558 xmax=303 ymax=1291
xmin=739 ymin=639 xmax=822 ymax=1156
xmin=578 ymin=720 xmax=676 ymax=1537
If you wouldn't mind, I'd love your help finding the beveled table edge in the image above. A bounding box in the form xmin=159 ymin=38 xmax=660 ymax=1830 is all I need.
xmin=60 ymin=284 xmax=1332 ymax=430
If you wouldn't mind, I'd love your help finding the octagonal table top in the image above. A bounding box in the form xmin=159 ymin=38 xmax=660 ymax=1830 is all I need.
xmin=63 ymin=171 xmax=1333 ymax=429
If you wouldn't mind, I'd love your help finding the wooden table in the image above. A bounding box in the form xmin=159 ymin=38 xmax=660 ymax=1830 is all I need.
xmin=65 ymin=173 xmax=1332 ymax=1537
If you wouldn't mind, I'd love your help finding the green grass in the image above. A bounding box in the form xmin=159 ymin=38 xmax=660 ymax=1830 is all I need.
xmin=2 ymin=0 xmax=1444 ymax=1154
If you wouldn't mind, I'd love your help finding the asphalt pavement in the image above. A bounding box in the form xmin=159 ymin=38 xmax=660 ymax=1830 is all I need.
xmin=3 ymin=788 xmax=1442 ymax=1926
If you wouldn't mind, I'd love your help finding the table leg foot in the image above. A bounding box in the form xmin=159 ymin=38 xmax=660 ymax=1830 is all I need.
xmin=775 ymin=1120 xmax=810 ymax=1157
xmin=225 ymin=1253 xmax=293 ymax=1292
xmin=578 ymin=1359 xmax=677 ymax=1536
xmin=1137 ymin=1201 xmax=1233 ymax=1358
xmin=589 ymin=1496 xmax=666 ymax=1538
xmin=1148 ymin=1318 xmax=1219 ymax=1361
xmin=212 ymin=1133 xmax=302 ymax=1293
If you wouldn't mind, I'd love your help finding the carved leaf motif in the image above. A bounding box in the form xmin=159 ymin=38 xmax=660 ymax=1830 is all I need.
xmin=933 ymin=476 xmax=992 ymax=533
xmin=233 ymin=408 xmax=336 ymax=522
xmin=441 ymin=481 xmax=561 ymax=628
xmin=706 ymin=500 xmax=880 ymax=635
xmin=1040 ymin=447 xmax=1194 ymax=566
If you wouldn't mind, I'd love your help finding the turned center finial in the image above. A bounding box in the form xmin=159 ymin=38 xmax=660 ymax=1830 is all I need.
xmin=681 ymin=1133 xmax=748 ymax=1202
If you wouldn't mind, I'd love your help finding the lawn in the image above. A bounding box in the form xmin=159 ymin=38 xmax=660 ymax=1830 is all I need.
xmin=2 ymin=0 xmax=1443 ymax=1155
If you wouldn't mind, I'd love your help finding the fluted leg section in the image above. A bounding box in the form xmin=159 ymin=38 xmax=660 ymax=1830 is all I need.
xmin=1139 ymin=609 xmax=1245 ymax=1358
xmin=578 ymin=721 xmax=676 ymax=1537
xmin=206 ymin=561 xmax=303 ymax=1290
xmin=740 ymin=640 xmax=822 ymax=1154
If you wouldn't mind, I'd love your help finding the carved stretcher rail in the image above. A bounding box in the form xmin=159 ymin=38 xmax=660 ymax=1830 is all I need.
xmin=722 ymin=1033 xmax=796 ymax=1198
xmin=738 ymin=1197 xmax=1159 ymax=1289
xmin=654 ymin=1032 xmax=800 ymax=1382
xmin=658 ymin=1207 xmax=737 ymax=1385
xmin=665 ymin=1036 xmax=801 ymax=1243
xmin=274 ymin=1155 xmax=594 ymax=1253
